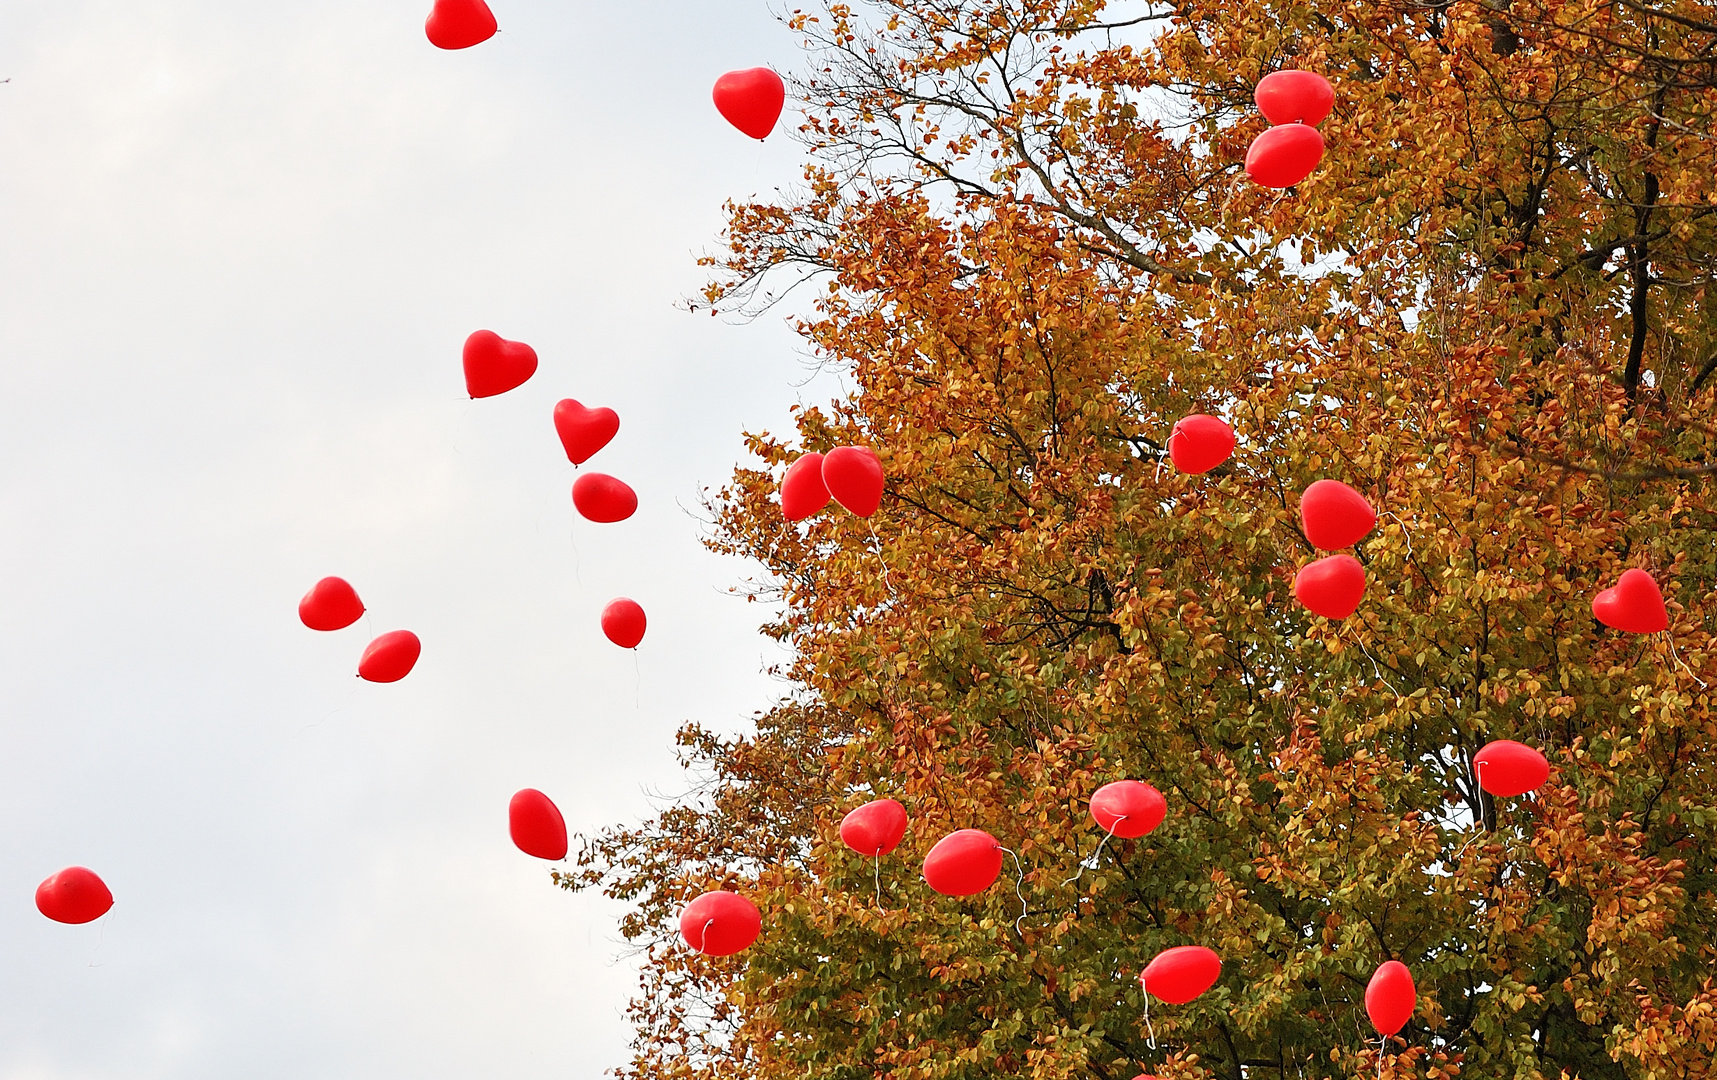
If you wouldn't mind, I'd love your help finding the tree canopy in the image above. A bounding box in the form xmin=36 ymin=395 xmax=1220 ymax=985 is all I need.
xmin=562 ymin=0 xmax=1717 ymax=1077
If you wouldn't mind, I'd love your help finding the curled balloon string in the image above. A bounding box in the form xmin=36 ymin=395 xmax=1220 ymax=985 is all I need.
xmin=1661 ymin=631 xmax=1707 ymax=688
xmin=1352 ymin=635 xmax=1402 ymax=701
xmin=1380 ymin=511 xmax=1415 ymax=563
xmin=873 ymin=851 xmax=883 ymax=912
xmin=700 ymin=918 xmax=716 ymax=954
xmin=1060 ymin=817 xmax=1122 ymax=886
xmin=1142 ymin=989 xmax=1157 ymax=1050
xmin=997 ymin=845 xmax=1028 ymax=936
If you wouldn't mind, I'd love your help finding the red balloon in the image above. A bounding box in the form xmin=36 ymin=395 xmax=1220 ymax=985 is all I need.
xmin=1592 ymin=568 xmax=1668 ymax=634
xmin=1088 ymin=780 xmax=1167 ymax=839
xmin=1294 ymin=554 xmax=1366 ymax=619
xmin=1140 ymin=945 xmax=1221 ymax=1004
xmin=601 ymin=598 xmax=647 ymax=649
xmin=1300 ymin=480 xmax=1376 ymax=550
xmin=572 ymin=473 xmax=638 ymax=523
xmin=359 ymin=630 xmax=421 ymax=683
xmin=712 ymin=68 xmax=786 ymax=140
xmin=1245 ymin=124 xmax=1325 ymax=189
xmin=509 ymin=789 xmax=568 ymax=860
xmin=840 ymin=798 xmax=908 ymax=856
xmin=781 ymin=453 xmax=832 ymax=521
xmin=298 ymin=576 xmax=364 ymax=632
xmin=923 ymin=828 xmax=1003 ymax=896
xmin=36 ymin=867 xmax=113 ymax=925
xmin=1365 ymin=960 xmax=1416 ymax=1036
xmin=1474 ymin=739 xmax=1549 ymax=797
xmin=1168 ymin=414 xmax=1235 ymax=475
xmin=425 ymin=0 xmax=497 ymax=50
xmin=1255 ymin=70 xmax=1335 ymax=127
xmin=463 ymin=330 xmax=538 ymax=399
xmin=679 ymin=890 xmax=762 ymax=956
xmin=554 ymin=400 xmax=620 ymax=466
xmin=822 ymin=446 xmax=885 ymax=518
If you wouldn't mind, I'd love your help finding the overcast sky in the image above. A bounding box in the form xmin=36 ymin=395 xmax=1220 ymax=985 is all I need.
xmin=0 ymin=2 xmax=820 ymax=1076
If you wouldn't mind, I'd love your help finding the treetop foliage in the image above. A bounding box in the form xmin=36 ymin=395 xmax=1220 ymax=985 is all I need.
xmin=561 ymin=1 xmax=1717 ymax=1077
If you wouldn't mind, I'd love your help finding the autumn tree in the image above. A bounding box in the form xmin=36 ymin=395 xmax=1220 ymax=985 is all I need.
xmin=561 ymin=0 xmax=1717 ymax=1077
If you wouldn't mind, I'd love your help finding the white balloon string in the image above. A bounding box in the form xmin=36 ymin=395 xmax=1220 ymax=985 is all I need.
xmin=700 ymin=918 xmax=716 ymax=956
xmin=633 ymin=649 xmax=641 ymax=710
xmin=1142 ymin=990 xmax=1157 ymax=1050
xmin=997 ymin=845 xmax=1028 ymax=936
xmin=1380 ymin=510 xmax=1415 ymax=563
xmin=88 ymin=905 xmax=115 ymax=968
xmin=1454 ymin=760 xmax=1485 ymax=863
xmin=1664 ymin=631 xmax=1707 ymax=687
xmin=1377 ymin=1034 xmax=1386 ymax=1080
xmin=873 ymin=851 xmax=882 ymax=911
xmin=1061 ymin=817 xmax=1122 ymax=886
xmin=865 ymin=520 xmax=895 ymax=599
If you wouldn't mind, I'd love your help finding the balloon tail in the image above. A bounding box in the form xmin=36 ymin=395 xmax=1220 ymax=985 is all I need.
xmin=865 ymin=520 xmax=895 ymax=599
xmin=1143 ymin=991 xmax=1156 ymax=1050
xmin=1664 ymin=631 xmax=1707 ymax=687
xmin=1061 ymin=817 xmax=1121 ymax=886
xmin=998 ymin=845 xmax=1028 ymax=936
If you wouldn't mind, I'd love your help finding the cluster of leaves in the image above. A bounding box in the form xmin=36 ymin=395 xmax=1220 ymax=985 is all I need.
xmin=559 ymin=0 xmax=1717 ymax=1077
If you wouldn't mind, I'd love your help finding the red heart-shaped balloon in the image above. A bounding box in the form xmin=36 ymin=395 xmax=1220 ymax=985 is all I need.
xmin=554 ymin=400 xmax=619 ymax=465
xmin=36 ymin=867 xmax=114 ymax=925
xmin=298 ymin=576 xmax=365 ymax=632
xmin=601 ymin=598 xmax=647 ymax=649
xmin=1299 ymin=479 xmax=1376 ymax=550
xmin=1088 ymin=780 xmax=1167 ymax=839
xmin=712 ymin=68 xmax=786 ymax=140
xmin=923 ymin=828 xmax=1003 ymax=896
xmin=508 ymin=789 xmax=568 ymax=861
xmin=572 ymin=472 xmax=638 ymax=523
xmin=1366 ymin=960 xmax=1416 ymax=1036
xmin=679 ymin=890 xmax=762 ymax=956
xmin=822 ymin=446 xmax=885 ymax=518
xmin=1254 ymin=70 xmax=1335 ymax=127
xmin=1294 ymin=554 xmax=1366 ymax=619
xmin=781 ymin=452 xmax=832 ymax=521
xmin=1168 ymin=414 xmax=1235 ymax=475
xmin=1245 ymin=124 xmax=1325 ymax=189
xmin=840 ymin=798 xmax=909 ymax=857
xmin=359 ymin=630 xmax=421 ymax=683
xmin=1591 ymin=568 xmax=1668 ymax=634
xmin=424 ymin=0 xmax=497 ymax=50
xmin=1474 ymin=739 xmax=1549 ymax=797
xmin=1140 ymin=945 xmax=1221 ymax=1004
xmin=463 ymin=330 xmax=538 ymax=399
